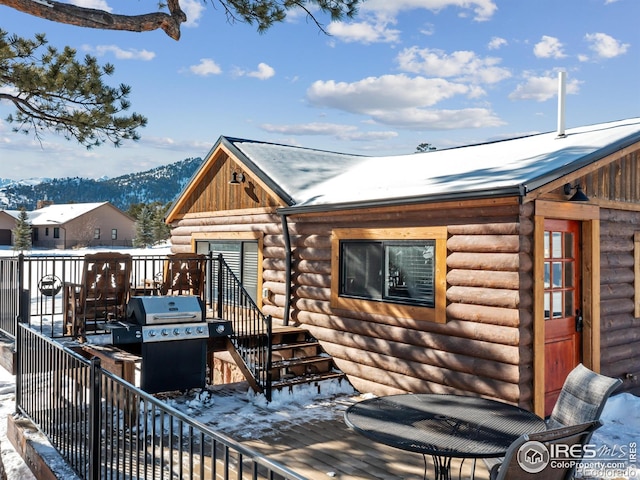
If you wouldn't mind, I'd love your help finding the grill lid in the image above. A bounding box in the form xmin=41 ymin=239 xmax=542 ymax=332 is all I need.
xmin=127 ymin=296 xmax=204 ymax=325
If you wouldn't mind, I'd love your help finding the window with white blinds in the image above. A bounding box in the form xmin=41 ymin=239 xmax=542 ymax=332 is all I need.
xmin=340 ymin=240 xmax=436 ymax=307
xmin=197 ymin=240 xmax=258 ymax=301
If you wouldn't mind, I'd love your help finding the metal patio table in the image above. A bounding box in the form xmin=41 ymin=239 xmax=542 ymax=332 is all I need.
xmin=344 ymin=393 xmax=546 ymax=480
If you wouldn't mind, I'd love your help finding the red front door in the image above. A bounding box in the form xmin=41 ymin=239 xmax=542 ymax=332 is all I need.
xmin=543 ymin=219 xmax=582 ymax=416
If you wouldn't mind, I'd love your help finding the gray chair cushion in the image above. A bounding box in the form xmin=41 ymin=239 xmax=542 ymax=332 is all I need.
xmin=547 ymin=363 xmax=622 ymax=429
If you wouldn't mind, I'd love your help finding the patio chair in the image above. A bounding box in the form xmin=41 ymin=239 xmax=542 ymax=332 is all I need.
xmin=488 ymin=420 xmax=602 ymax=480
xmin=63 ymin=252 xmax=132 ymax=339
xmin=485 ymin=364 xmax=620 ymax=475
xmin=158 ymin=253 xmax=206 ymax=300
xmin=547 ymin=363 xmax=622 ymax=429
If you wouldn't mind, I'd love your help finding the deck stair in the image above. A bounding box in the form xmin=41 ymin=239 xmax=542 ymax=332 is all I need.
xmin=269 ymin=326 xmax=346 ymax=391
xmin=221 ymin=325 xmax=346 ymax=395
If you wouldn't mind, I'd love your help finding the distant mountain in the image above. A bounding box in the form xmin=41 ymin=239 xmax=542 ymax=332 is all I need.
xmin=0 ymin=158 xmax=203 ymax=211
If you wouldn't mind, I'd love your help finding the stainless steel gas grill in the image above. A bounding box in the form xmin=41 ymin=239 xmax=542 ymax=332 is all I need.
xmin=107 ymin=296 xmax=232 ymax=394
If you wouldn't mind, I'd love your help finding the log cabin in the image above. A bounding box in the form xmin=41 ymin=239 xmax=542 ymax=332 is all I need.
xmin=166 ymin=117 xmax=640 ymax=416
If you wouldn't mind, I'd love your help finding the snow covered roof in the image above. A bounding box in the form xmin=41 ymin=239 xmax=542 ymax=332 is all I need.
xmin=24 ymin=202 xmax=110 ymax=225
xmin=223 ymin=117 xmax=640 ymax=211
xmin=222 ymin=137 xmax=365 ymax=205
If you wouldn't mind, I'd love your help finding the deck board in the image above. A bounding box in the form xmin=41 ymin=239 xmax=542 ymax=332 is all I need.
xmin=202 ymin=384 xmax=492 ymax=480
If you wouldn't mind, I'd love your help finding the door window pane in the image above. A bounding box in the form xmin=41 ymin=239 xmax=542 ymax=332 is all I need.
xmin=552 ymin=232 xmax=562 ymax=258
xmin=552 ymin=291 xmax=563 ymax=318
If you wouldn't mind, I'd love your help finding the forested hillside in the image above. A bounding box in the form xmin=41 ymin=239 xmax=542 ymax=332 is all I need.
xmin=0 ymin=158 xmax=203 ymax=210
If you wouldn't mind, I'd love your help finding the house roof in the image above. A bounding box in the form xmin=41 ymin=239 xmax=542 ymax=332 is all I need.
xmin=221 ymin=137 xmax=365 ymax=206
xmin=177 ymin=117 xmax=640 ymax=217
xmin=22 ymin=202 xmax=110 ymax=225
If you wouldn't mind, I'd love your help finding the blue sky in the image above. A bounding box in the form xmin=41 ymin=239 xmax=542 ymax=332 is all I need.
xmin=0 ymin=0 xmax=638 ymax=180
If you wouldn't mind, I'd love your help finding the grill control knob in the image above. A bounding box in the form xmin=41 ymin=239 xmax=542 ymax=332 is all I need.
xmin=161 ymin=329 xmax=169 ymax=336
xmin=173 ymin=328 xmax=180 ymax=336
xmin=185 ymin=328 xmax=192 ymax=335
xmin=196 ymin=326 xmax=205 ymax=334
xmin=148 ymin=330 xmax=156 ymax=337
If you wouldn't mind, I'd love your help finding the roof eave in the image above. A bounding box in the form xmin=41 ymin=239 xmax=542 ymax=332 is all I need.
xmin=277 ymin=185 xmax=525 ymax=215
xmin=526 ymin=129 xmax=640 ymax=191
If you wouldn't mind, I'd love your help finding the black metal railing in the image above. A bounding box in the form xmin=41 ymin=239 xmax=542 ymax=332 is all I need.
xmin=0 ymin=255 xmax=20 ymax=337
xmin=0 ymin=252 xmax=274 ymax=400
xmin=16 ymin=324 xmax=306 ymax=480
xmin=214 ymin=254 xmax=273 ymax=402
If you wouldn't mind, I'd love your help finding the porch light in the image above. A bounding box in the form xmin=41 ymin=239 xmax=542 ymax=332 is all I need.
xmin=229 ymin=171 xmax=245 ymax=185
xmin=563 ymin=182 xmax=589 ymax=202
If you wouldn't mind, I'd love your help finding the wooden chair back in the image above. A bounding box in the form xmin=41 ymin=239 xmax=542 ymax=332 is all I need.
xmin=159 ymin=253 xmax=206 ymax=300
xmin=64 ymin=252 xmax=132 ymax=338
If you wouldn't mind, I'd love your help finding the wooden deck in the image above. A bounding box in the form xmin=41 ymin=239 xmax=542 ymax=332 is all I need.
xmin=198 ymin=383 xmax=492 ymax=480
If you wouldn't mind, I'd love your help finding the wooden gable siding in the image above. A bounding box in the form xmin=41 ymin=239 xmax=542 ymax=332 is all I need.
xmin=278 ymin=198 xmax=535 ymax=407
xmin=599 ymin=207 xmax=640 ymax=394
xmin=582 ymin=146 xmax=640 ymax=204
xmin=171 ymin=150 xmax=281 ymax=219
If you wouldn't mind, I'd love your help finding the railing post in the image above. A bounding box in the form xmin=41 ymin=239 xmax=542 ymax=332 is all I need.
xmin=89 ymin=357 xmax=102 ymax=480
xmin=216 ymin=254 xmax=223 ymax=319
xmin=265 ymin=315 xmax=273 ymax=402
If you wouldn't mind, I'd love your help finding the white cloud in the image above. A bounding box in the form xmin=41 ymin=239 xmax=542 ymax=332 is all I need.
xmin=87 ymin=45 xmax=155 ymax=61
xmin=233 ymin=63 xmax=276 ymax=80
xmin=533 ymin=36 xmax=566 ymax=59
xmin=308 ymin=75 xmax=473 ymax=112
xmin=396 ymin=47 xmax=511 ymax=84
xmin=488 ymin=36 xmax=507 ymax=50
xmin=361 ymin=0 xmax=498 ymax=22
xmin=189 ymin=58 xmax=222 ymax=76
xmin=260 ymin=122 xmax=398 ymax=141
xmin=584 ymin=32 xmax=629 ymax=59
xmin=327 ymin=0 xmax=496 ymax=45
xmin=248 ymin=63 xmax=276 ymax=80
xmin=364 ymin=107 xmax=504 ymax=129
xmin=68 ymin=0 xmax=111 ymax=11
xmin=508 ymin=73 xmax=581 ymax=102
xmin=306 ymin=74 xmax=503 ymax=130
xmin=327 ymin=20 xmax=400 ymax=44
xmin=181 ymin=0 xmax=206 ymax=27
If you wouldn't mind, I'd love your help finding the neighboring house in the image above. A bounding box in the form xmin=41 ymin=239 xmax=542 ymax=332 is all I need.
xmin=17 ymin=202 xmax=135 ymax=249
xmin=0 ymin=210 xmax=17 ymax=245
xmin=166 ymin=117 xmax=640 ymax=417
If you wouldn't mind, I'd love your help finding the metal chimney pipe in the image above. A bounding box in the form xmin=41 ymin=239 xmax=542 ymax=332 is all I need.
xmin=557 ymin=71 xmax=566 ymax=138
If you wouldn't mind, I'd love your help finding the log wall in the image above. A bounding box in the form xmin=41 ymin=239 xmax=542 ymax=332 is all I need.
xmin=598 ymin=208 xmax=640 ymax=394
xmin=170 ymin=200 xmax=536 ymax=407
xmin=285 ymin=200 xmax=535 ymax=407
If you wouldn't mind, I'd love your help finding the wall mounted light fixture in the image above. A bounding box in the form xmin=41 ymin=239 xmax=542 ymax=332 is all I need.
xmin=229 ymin=171 xmax=245 ymax=185
xmin=563 ymin=182 xmax=589 ymax=202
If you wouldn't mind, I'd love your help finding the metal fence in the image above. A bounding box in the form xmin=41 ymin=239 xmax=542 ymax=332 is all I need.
xmin=0 ymin=251 xmax=273 ymax=398
xmin=16 ymin=324 xmax=306 ymax=480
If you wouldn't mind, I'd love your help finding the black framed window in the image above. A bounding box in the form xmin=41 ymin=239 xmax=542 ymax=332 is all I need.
xmin=53 ymin=227 xmax=60 ymax=239
xmin=340 ymin=240 xmax=436 ymax=307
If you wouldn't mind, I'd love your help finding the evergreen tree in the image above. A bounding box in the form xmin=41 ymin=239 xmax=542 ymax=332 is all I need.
xmin=1 ymin=0 xmax=361 ymax=41
xmin=152 ymin=203 xmax=172 ymax=244
xmin=12 ymin=207 xmax=32 ymax=252
xmin=133 ymin=206 xmax=155 ymax=248
xmin=0 ymin=30 xmax=146 ymax=148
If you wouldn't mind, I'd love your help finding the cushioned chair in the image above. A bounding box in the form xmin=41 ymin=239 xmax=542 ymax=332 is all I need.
xmin=547 ymin=363 xmax=622 ymax=429
xmin=485 ymin=364 xmax=620 ymax=475
xmin=489 ymin=420 xmax=602 ymax=480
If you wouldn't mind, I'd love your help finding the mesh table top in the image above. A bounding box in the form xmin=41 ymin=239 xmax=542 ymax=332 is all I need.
xmin=344 ymin=393 xmax=546 ymax=459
